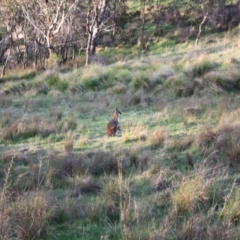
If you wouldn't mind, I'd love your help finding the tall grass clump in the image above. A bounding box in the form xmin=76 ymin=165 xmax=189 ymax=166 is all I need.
xmin=131 ymin=71 xmax=150 ymax=91
xmin=0 ymin=160 xmax=50 ymax=239
xmin=163 ymin=73 xmax=195 ymax=97
xmin=220 ymin=188 xmax=240 ymax=224
xmin=2 ymin=116 xmax=57 ymax=141
xmin=196 ymin=118 xmax=240 ymax=166
xmin=46 ymin=72 xmax=60 ymax=87
xmin=185 ymin=55 xmax=218 ymax=78
xmin=13 ymin=191 xmax=50 ymax=239
xmin=61 ymin=117 xmax=78 ymax=133
xmin=56 ymin=80 xmax=69 ymax=92
xmin=64 ymin=132 xmax=74 ymax=153
xmin=106 ymin=65 xmax=132 ymax=85
xmin=81 ymin=64 xmax=108 ymax=90
xmin=44 ymin=72 xmax=69 ymax=92
xmin=117 ymin=159 xmax=131 ymax=237
xmin=0 ymin=159 xmax=13 ymax=240
xmin=149 ymin=128 xmax=168 ymax=149
xmin=172 ymin=174 xmax=208 ymax=212
xmin=78 ymin=133 xmax=89 ymax=146
xmin=204 ymin=70 xmax=240 ymax=93
xmin=121 ymin=122 xmax=147 ymax=143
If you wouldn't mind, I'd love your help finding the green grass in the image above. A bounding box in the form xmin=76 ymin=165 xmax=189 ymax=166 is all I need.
xmin=1 ymin=28 xmax=240 ymax=239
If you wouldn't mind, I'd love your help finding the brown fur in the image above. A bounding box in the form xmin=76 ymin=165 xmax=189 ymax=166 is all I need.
xmin=107 ymin=108 xmax=122 ymax=136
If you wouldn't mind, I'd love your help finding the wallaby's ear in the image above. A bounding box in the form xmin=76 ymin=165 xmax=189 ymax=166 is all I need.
xmin=116 ymin=108 xmax=122 ymax=114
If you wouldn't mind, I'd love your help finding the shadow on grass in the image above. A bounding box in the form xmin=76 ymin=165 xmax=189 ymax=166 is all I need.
xmin=0 ymin=70 xmax=37 ymax=83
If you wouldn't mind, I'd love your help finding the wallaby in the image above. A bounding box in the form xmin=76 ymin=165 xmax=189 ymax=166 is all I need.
xmin=107 ymin=108 xmax=122 ymax=136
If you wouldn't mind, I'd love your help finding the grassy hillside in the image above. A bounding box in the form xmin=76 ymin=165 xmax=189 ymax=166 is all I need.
xmin=1 ymin=24 xmax=240 ymax=239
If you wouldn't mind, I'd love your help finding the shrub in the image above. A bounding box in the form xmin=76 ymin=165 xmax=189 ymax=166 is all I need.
xmin=81 ymin=64 xmax=104 ymax=90
xmin=131 ymin=71 xmax=150 ymax=90
xmin=46 ymin=73 xmax=60 ymax=86
xmin=82 ymin=77 xmax=100 ymax=90
xmin=57 ymin=80 xmax=69 ymax=92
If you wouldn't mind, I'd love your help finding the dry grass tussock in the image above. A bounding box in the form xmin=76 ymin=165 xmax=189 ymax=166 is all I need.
xmin=166 ymin=134 xmax=194 ymax=151
xmin=220 ymin=188 xmax=240 ymax=225
xmin=68 ymin=175 xmax=102 ymax=195
xmin=13 ymin=164 xmax=44 ymax=191
xmin=204 ymin=69 xmax=240 ymax=93
xmin=63 ymin=132 xmax=74 ymax=153
xmin=0 ymin=189 xmax=52 ymax=240
xmin=47 ymin=149 xmax=126 ymax=181
xmin=153 ymin=172 xmax=172 ymax=192
xmin=181 ymin=106 xmax=201 ymax=125
xmin=183 ymin=53 xmax=218 ymax=78
xmin=119 ymin=89 xmax=155 ymax=108
xmin=172 ymin=174 xmax=209 ymax=212
xmin=102 ymin=175 xmax=120 ymax=198
xmin=161 ymin=214 xmax=236 ymax=240
xmin=81 ymin=150 xmax=122 ymax=175
xmin=121 ymin=122 xmax=148 ymax=143
xmin=149 ymin=127 xmax=168 ymax=149
xmin=119 ymin=90 xmax=143 ymax=108
xmin=47 ymin=151 xmax=84 ymax=180
xmin=128 ymin=147 xmax=151 ymax=172
xmin=78 ymin=133 xmax=89 ymax=146
xmin=219 ymin=108 xmax=240 ymax=126
xmin=13 ymin=191 xmax=51 ymax=239
xmin=170 ymin=54 xmax=240 ymax=96
xmin=196 ymin=123 xmax=240 ymax=166
xmin=1 ymin=116 xmax=57 ymax=141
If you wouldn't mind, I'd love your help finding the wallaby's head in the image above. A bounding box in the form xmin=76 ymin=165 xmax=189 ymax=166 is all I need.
xmin=116 ymin=108 xmax=122 ymax=115
xmin=113 ymin=108 xmax=121 ymax=120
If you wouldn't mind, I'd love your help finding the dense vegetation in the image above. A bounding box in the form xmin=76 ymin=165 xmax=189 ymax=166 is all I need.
xmin=1 ymin=0 xmax=240 ymax=240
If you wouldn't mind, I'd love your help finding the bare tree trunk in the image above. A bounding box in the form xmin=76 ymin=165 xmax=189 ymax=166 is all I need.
xmin=85 ymin=9 xmax=98 ymax=66
xmin=33 ymin=40 xmax=39 ymax=69
xmin=86 ymin=0 xmax=108 ymax=66
xmin=1 ymin=35 xmax=13 ymax=77
xmin=155 ymin=0 xmax=161 ymax=41
xmin=1 ymin=47 xmax=11 ymax=77
xmin=86 ymin=28 xmax=95 ymax=66
xmin=195 ymin=14 xmax=208 ymax=47
xmin=0 ymin=38 xmax=9 ymax=64
xmin=15 ymin=31 xmax=26 ymax=69
xmin=23 ymin=27 xmax=28 ymax=69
